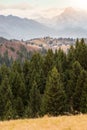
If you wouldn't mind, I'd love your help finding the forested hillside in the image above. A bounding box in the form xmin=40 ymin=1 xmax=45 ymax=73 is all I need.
xmin=0 ymin=38 xmax=87 ymax=120
xmin=0 ymin=37 xmax=75 ymax=65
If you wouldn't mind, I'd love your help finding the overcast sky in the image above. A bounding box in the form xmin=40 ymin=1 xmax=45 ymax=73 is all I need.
xmin=0 ymin=0 xmax=87 ymax=19
xmin=0 ymin=0 xmax=72 ymax=8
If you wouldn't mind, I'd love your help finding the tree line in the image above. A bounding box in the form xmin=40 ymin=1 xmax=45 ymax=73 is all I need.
xmin=0 ymin=38 xmax=87 ymax=120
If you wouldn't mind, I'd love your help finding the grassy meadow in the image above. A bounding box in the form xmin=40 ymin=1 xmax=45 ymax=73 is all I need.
xmin=0 ymin=114 xmax=87 ymax=130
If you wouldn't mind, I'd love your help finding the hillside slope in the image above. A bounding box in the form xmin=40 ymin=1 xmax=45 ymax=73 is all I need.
xmin=0 ymin=38 xmax=40 ymax=60
xmin=0 ymin=37 xmax=75 ymax=60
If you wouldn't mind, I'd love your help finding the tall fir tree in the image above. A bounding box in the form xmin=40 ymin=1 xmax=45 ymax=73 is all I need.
xmin=74 ymin=70 xmax=87 ymax=112
xmin=67 ymin=45 xmax=75 ymax=69
xmin=75 ymin=38 xmax=87 ymax=70
xmin=54 ymin=48 xmax=67 ymax=73
xmin=29 ymin=81 xmax=41 ymax=118
xmin=0 ymin=64 xmax=10 ymax=84
xmin=23 ymin=60 xmax=30 ymax=102
xmin=42 ymin=67 xmax=66 ymax=116
xmin=9 ymin=71 xmax=26 ymax=117
xmin=67 ymin=61 xmax=82 ymax=113
xmin=0 ymin=76 xmax=13 ymax=120
xmin=29 ymin=53 xmax=44 ymax=94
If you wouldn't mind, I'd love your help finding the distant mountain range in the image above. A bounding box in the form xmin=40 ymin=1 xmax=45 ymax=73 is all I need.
xmin=37 ymin=7 xmax=87 ymax=38
xmin=51 ymin=7 xmax=87 ymax=38
xmin=0 ymin=7 xmax=87 ymax=39
xmin=0 ymin=15 xmax=56 ymax=40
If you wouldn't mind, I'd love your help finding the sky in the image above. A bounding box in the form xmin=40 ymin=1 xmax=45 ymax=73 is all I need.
xmin=0 ymin=0 xmax=87 ymax=19
xmin=0 ymin=0 xmax=72 ymax=8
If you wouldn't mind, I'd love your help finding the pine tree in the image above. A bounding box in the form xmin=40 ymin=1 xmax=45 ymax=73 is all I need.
xmin=54 ymin=49 xmax=67 ymax=95
xmin=3 ymin=100 xmax=14 ymax=120
xmin=14 ymin=97 xmax=24 ymax=118
xmin=75 ymin=38 xmax=87 ymax=69
xmin=9 ymin=71 xmax=26 ymax=117
xmin=0 ymin=76 xmax=13 ymax=120
xmin=74 ymin=70 xmax=87 ymax=112
xmin=23 ymin=60 xmax=30 ymax=101
xmin=29 ymin=53 xmax=44 ymax=94
xmin=42 ymin=49 xmax=54 ymax=93
xmin=9 ymin=71 xmax=26 ymax=103
xmin=43 ymin=49 xmax=54 ymax=77
xmin=79 ymin=70 xmax=87 ymax=113
xmin=54 ymin=48 xmax=67 ymax=73
xmin=42 ymin=67 xmax=66 ymax=116
xmin=11 ymin=61 xmax=23 ymax=74
xmin=67 ymin=61 xmax=82 ymax=113
xmin=0 ymin=64 xmax=10 ymax=84
xmin=29 ymin=81 xmax=41 ymax=118
xmin=67 ymin=45 xmax=75 ymax=68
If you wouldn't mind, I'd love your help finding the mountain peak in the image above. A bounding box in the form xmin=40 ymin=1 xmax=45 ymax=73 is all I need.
xmin=63 ymin=7 xmax=76 ymax=15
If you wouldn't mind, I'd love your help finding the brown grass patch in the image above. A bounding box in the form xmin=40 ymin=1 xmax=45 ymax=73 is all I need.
xmin=0 ymin=114 xmax=87 ymax=130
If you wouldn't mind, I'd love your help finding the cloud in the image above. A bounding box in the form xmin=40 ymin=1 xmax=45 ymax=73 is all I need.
xmin=0 ymin=8 xmax=41 ymax=19
xmin=9 ymin=2 xmax=33 ymax=10
xmin=0 ymin=2 xmax=63 ymax=19
xmin=41 ymin=8 xmax=63 ymax=18
xmin=0 ymin=2 xmax=36 ymax=18
xmin=0 ymin=4 xmax=7 ymax=10
xmin=0 ymin=2 xmax=33 ymax=10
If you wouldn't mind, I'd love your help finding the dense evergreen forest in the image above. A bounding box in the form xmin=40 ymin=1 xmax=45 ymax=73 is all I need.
xmin=0 ymin=38 xmax=87 ymax=120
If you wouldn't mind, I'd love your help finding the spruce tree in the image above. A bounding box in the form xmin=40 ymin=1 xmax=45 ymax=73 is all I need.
xmin=0 ymin=76 xmax=13 ymax=120
xmin=67 ymin=61 xmax=82 ymax=113
xmin=67 ymin=45 xmax=75 ymax=68
xmin=3 ymin=100 xmax=14 ymax=120
xmin=42 ymin=67 xmax=66 ymax=116
xmin=29 ymin=53 xmax=44 ymax=93
xmin=75 ymin=38 xmax=87 ymax=70
xmin=9 ymin=71 xmax=26 ymax=103
xmin=0 ymin=64 xmax=10 ymax=84
xmin=43 ymin=49 xmax=54 ymax=93
xmin=54 ymin=49 xmax=67 ymax=95
xmin=23 ymin=60 xmax=30 ymax=102
xmin=14 ymin=97 xmax=24 ymax=118
xmin=73 ymin=70 xmax=87 ymax=113
xmin=9 ymin=71 xmax=26 ymax=117
xmin=43 ymin=49 xmax=54 ymax=77
xmin=29 ymin=81 xmax=41 ymax=118
xmin=54 ymin=48 xmax=67 ymax=73
xmin=79 ymin=70 xmax=87 ymax=113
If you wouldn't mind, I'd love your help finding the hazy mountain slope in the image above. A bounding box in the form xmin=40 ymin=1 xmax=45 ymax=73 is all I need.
xmin=1 ymin=8 xmax=87 ymax=40
xmin=0 ymin=15 xmax=55 ymax=40
xmin=51 ymin=7 xmax=87 ymax=37
xmin=36 ymin=7 xmax=87 ymax=38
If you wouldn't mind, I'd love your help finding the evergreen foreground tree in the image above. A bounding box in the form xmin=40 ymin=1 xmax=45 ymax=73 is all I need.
xmin=0 ymin=38 xmax=87 ymax=120
xmin=0 ymin=76 xmax=13 ymax=120
xmin=79 ymin=70 xmax=87 ymax=113
xmin=67 ymin=61 xmax=82 ymax=113
xmin=75 ymin=38 xmax=87 ymax=69
xmin=42 ymin=67 xmax=66 ymax=116
xmin=29 ymin=81 xmax=41 ymax=118
xmin=3 ymin=100 xmax=14 ymax=120
xmin=74 ymin=70 xmax=87 ymax=112
xmin=9 ymin=71 xmax=26 ymax=117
